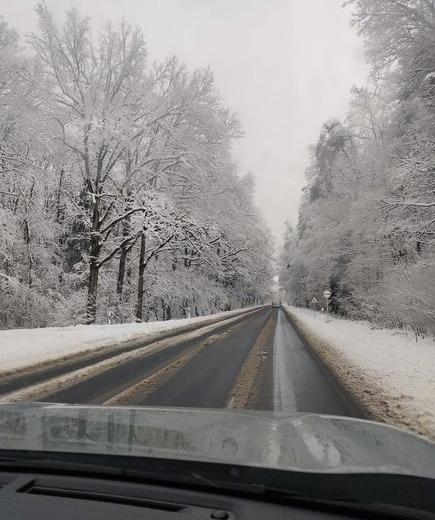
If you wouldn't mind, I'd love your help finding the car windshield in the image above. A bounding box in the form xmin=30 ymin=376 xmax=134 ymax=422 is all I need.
xmin=0 ymin=0 xmax=434 ymax=508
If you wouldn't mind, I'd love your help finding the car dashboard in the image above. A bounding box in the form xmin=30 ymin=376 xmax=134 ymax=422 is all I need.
xmin=0 ymin=470 xmax=398 ymax=520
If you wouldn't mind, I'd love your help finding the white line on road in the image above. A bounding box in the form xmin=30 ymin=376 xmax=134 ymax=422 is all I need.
xmin=273 ymin=309 xmax=297 ymax=413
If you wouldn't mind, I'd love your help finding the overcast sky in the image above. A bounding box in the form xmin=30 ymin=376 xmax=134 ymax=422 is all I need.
xmin=1 ymin=0 xmax=368 ymax=243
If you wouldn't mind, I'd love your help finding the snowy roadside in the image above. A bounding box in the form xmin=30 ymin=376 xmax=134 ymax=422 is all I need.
xmin=284 ymin=305 xmax=435 ymax=441
xmin=0 ymin=307 xmax=259 ymax=376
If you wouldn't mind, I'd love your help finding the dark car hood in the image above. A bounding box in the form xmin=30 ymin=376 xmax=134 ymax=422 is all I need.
xmin=0 ymin=403 xmax=433 ymax=478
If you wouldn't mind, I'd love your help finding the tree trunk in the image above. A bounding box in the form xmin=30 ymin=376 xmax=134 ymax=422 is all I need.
xmin=117 ymin=245 xmax=128 ymax=295
xmin=23 ymin=218 xmax=33 ymax=288
xmin=86 ymin=244 xmax=100 ymax=324
xmin=136 ymin=231 xmax=146 ymax=322
xmin=56 ymin=168 xmax=64 ymax=223
xmin=85 ymin=197 xmax=101 ymax=324
xmin=117 ymin=195 xmax=132 ymax=295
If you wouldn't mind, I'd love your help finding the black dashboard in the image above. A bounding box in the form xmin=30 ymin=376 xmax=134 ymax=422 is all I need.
xmin=0 ymin=470 xmax=389 ymax=520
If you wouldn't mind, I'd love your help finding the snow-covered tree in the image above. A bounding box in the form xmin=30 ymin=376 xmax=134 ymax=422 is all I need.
xmin=279 ymin=0 xmax=434 ymax=333
xmin=0 ymin=6 xmax=273 ymax=329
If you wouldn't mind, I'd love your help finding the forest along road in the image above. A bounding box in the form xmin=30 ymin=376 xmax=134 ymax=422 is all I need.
xmin=0 ymin=308 xmax=363 ymax=417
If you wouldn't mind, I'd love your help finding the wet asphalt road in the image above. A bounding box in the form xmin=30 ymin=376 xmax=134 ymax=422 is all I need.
xmin=140 ymin=308 xmax=361 ymax=416
xmin=0 ymin=309 xmax=258 ymax=396
xmin=273 ymin=310 xmax=362 ymax=417
xmin=38 ymin=308 xmax=266 ymax=405
xmin=1 ymin=307 xmax=364 ymax=417
xmin=140 ymin=308 xmax=272 ymax=408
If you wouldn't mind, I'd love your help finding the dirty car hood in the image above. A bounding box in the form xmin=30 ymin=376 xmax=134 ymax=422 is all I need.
xmin=0 ymin=403 xmax=433 ymax=479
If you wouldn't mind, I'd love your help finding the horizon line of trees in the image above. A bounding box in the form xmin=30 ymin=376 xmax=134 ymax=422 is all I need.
xmin=0 ymin=4 xmax=274 ymax=329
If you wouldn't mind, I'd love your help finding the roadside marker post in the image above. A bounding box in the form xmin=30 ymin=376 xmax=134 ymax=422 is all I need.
xmin=323 ymin=290 xmax=331 ymax=323
xmin=311 ymin=297 xmax=318 ymax=317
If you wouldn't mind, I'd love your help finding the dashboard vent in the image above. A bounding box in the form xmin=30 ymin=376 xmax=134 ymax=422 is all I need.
xmin=1 ymin=474 xmax=233 ymax=519
xmin=23 ymin=486 xmax=185 ymax=512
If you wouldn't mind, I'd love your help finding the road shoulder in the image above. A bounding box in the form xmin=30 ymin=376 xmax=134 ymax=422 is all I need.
xmin=284 ymin=305 xmax=435 ymax=441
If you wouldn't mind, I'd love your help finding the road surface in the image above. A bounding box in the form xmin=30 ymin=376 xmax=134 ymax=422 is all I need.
xmin=0 ymin=307 xmax=363 ymax=417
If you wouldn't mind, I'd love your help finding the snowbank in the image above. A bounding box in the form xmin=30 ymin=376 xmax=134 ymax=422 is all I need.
xmin=0 ymin=308 xmax=257 ymax=375
xmin=285 ymin=306 xmax=435 ymax=440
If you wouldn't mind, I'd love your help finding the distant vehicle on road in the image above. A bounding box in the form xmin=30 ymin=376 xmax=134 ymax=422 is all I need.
xmin=271 ymin=300 xmax=281 ymax=308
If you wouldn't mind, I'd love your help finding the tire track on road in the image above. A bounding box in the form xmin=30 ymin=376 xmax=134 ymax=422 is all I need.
xmin=136 ymin=308 xmax=273 ymax=408
xmin=273 ymin=308 xmax=363 ymax=417
xmin=104 ymin=333 xmax=223 ymax=405
xmin=0 ymin=307 xmax=262 ymax=397
xmin=226 ymin=309 xmax=277 ymax=409
xmin=0 ymin=309 xmax=264 ymax=404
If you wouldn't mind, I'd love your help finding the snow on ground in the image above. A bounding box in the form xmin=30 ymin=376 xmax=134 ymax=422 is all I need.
xmin=286 ymin=306 xmax=435 ymax=440
xmin=0 ymin=308 xmax=255 ymax=375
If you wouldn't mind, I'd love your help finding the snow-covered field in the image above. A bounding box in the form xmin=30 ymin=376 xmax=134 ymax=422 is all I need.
xmin=0 ymin=308 xmax=256 ymax=375
xmin=286 ymin=306 xmax=435 ymax=440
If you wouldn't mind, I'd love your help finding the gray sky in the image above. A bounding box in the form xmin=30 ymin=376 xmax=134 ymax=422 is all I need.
xmin=2 ymin=0 xmax=367 ymax=242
